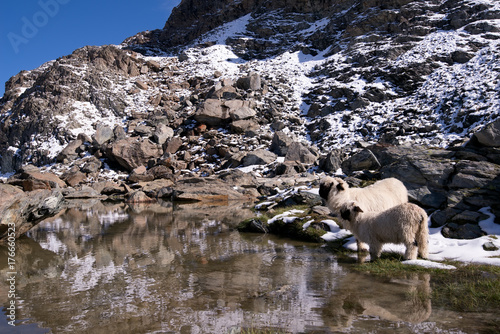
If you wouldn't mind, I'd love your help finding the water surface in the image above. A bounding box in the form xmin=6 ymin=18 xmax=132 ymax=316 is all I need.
xmin=0 ymin=200 xmax=496 ymax=333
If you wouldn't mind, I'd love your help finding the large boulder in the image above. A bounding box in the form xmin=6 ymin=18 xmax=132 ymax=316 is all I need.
xmin=236 ymin=72 xmax=261 ymax=91
xmin=153 ymin=124 xmax=174 ymax=145
xmin=473 ymin=118 xmax=500 ymax=147
xmin=242 ymin=149 xmax=278 ymax=166
xmin=92 ymin=124 xmax=114 ymax=147
xmin=194 ymin=99 xmax=230 ymax=126
xmin=7 ymin=167 xmax=67 ymax=191
xmin=56 ymin=138 xmax=84 ymax=162
xmin=229 ymin=106 xmax=256 ymax=121
xmin=270 ymin=131 xmax=293 ymax=156
xmin=0 ymin=184 xmax=64 ymax=241
xmin=284 ymin=142 xmax=319 ymax=164
xmin=109 ymin=138 xmax=163 ymax=171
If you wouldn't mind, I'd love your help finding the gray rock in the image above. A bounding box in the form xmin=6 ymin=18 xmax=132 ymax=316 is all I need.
xmin=242 ymin=149 xmax=278 ymax=166
xmin=474 ymin=118 xmax=500 ymax=147
xmin=441 ymin=223 xmax=486 ymax=239
xmin=57 ymin=139 xmax=84 ymax=162
xmin=153 ymin=124 xmax=175 ymax=145
xmin=126 ymin=190 xmax=155 ymax=203
xmin=229 ymin=106 xmax=256 ymax=121
xmin=93 ymin=124 xmax=114 ymax=147
xmin=270 ymin=131 xmax=293 ymax=156
xmin=341 ymin=149 xmax=381 ymax=174
xmin=483 ymin=242 xmax=499 ymax=251
xmin=113 ymin=125 xmax=127 ymax=141
xmin=81 ymin=156 xmax=102 ymax=173
xmin=285 ymin=142 xmax=318 ymax=164
xmin=319 ymin=150 xmax=343 ymax=173
xmin=173 ymin=177 xmax=254 ymax=202
xmin=64 ymin=185 xmax=103 ymax=199
xmin=194 ymin=99 xmax=230 ymax=126
xmin=236 ymin=72 xmax=261 ymax=91
xmin=231 ymin=119 xmax=260 ymax=133
xmin=134 ymin=124 xmax=154 ymax=137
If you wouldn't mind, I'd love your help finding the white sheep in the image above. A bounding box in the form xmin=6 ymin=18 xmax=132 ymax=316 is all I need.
xmin=319 ymin=177 xmax=409 ymax=251
xmin=339 ymin=202 xmax=429 ymax=261
xmin=319 ymin=177 xmax=408 ymax=213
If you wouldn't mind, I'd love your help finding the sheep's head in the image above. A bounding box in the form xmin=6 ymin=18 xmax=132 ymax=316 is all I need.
xmin=339 ymin=202 xmax=363 ymax=222
xmin=319 ymin=177 xmax=349 ymax=200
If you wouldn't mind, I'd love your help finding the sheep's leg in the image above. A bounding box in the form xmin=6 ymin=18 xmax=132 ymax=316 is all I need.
xmin=369 ymin=242 xmax=382 ymax=261
xmin=356 ymin=239 xmax=369 ymax=252
xmin=404 ymin=242 xmax=418 ymax=260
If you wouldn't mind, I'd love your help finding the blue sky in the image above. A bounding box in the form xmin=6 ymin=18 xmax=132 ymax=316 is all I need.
xmin=0 ymin=0 xmax=181 ymax=96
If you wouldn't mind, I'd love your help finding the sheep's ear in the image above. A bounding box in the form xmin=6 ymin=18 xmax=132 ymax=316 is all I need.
xmin=319 ymin=182 xmax=332 ymax=200
xmin=354 ymin=206 xmax=363 ymax=213
xmin=336 ymin=182 xmax=345 ymax=191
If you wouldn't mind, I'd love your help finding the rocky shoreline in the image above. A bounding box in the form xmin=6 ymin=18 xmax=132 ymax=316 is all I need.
xmin=1 ymin=117 xmax=499 ymax=243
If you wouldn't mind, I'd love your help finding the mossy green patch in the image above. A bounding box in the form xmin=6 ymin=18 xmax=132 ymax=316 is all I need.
xmin=351 ymin=259 xmax=500 ymax=313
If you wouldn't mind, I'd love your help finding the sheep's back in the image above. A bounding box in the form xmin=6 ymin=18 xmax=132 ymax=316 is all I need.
xmin=348 ymin=178 xmax=408 ymax=212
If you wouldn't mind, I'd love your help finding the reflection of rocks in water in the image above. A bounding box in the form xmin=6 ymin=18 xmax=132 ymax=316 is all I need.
xmin=0 ymin=237 xmax=64 ymax=305
xmin=1 ymin=201 xmax=449 ymax=334
xmin=322 ymin=271 xmax=432 ymax=330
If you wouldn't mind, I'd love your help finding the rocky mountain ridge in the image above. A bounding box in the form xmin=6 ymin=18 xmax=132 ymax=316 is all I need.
xmin=1 ymin=0 xmax=500 ymax=239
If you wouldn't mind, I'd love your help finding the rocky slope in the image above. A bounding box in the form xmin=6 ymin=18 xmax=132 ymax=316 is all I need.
xmin=0 ymin=0 xmax=500 ymax=239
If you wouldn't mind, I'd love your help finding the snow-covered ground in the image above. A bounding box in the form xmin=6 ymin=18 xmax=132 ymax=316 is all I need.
xmin=322 ymin=206 xmax=500 ymax=269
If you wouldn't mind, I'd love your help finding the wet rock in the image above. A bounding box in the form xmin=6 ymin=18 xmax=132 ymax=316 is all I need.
xmin=126 ymin=190 xmax=155 ymax=203
xmin=64 ymin=185 xmax=104 ymax=199
xmin=0 ymin=185 xmax=64 ymax=240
